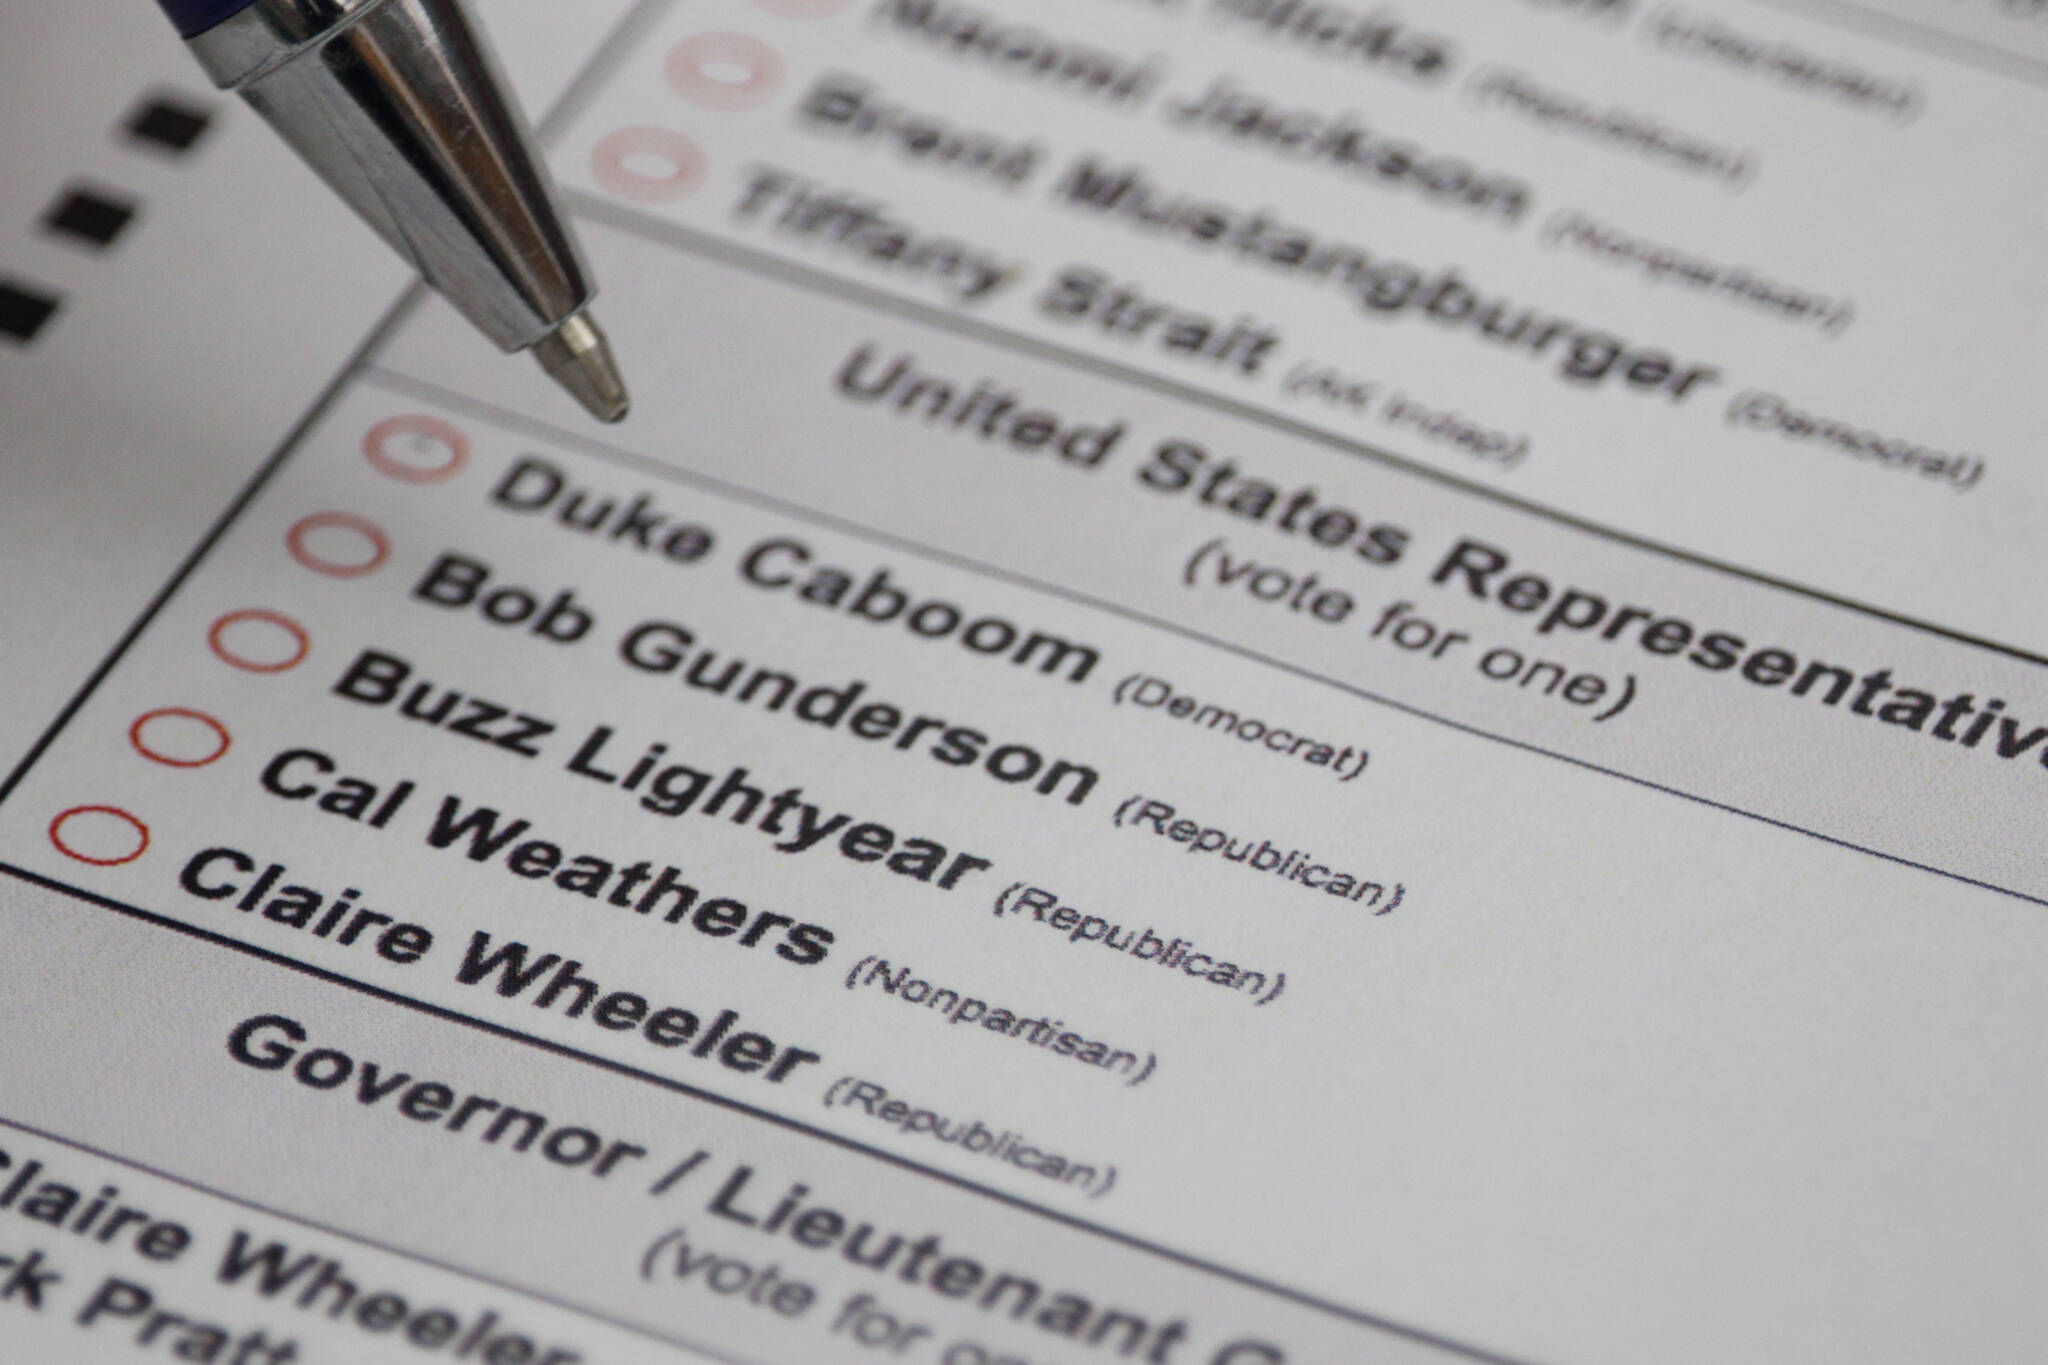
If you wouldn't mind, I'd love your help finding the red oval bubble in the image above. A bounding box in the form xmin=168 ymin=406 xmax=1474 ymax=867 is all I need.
xmin=364 ymin=415 xmax=470 ymax=483
xmin=49 ymin=806 xmax=150 ymax=866
xmin=208 ymin=610 xmax=311 ymax=674
xmin=591 ymin=127 xmax=707 ymax=204
xmin=287 ymin=512 xmax=389 ymax=579
xmin=667 ymin=33 xmax=785 ymax=110
xmin=130 ymin=708 xmax=232 ymax=769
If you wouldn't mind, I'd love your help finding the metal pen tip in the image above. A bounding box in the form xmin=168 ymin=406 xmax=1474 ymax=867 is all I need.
xmin=532 ymin=311 xmax=630 ymax=423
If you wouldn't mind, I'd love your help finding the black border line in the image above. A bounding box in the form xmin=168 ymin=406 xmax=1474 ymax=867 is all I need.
xmin=0 ymin=1111 xmax=766 ymax=1365
xmin=358 ymin=364 xmax=2048 ymax=915
xmin=557 ymin=189 xmax=2048 ymax=674
xmin=0 ymin=861 xmax=1539 ymax=1365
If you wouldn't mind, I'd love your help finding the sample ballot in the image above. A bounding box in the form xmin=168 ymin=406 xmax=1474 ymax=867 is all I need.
xmin=2 ymin=2 xmax=2047 ymax=1362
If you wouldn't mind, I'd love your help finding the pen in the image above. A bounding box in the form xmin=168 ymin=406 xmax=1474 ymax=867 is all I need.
xmin=153 ymin=0 xmax=630 ymax=422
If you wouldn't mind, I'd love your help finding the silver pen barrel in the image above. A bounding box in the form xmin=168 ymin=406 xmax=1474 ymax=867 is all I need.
xmin=185 ymin=0 xmax=628 ymax=421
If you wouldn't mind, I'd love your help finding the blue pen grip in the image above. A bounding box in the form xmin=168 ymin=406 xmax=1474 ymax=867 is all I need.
xmin=156 ymin=0 xmax=261 ymax=39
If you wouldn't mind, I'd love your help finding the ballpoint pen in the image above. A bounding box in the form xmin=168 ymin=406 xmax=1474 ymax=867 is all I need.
xmin=152 ymin=0 xmax=630 ymax=422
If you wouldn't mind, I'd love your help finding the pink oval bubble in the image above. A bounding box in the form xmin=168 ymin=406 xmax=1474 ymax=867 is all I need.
xmin=130 ymin=708 xmax=232 ymax=769
xmin=287 ymin=512 xmax=389 ymax=579
xmin=364 ymin=415 xmax=470 ymax=483
xmin=49 ymin=806 xmax=150 ymax=866
xmin=667 ymin=33 xmax=785 ymax=110
xmin=208 ymin=609 xmax=311 ymax=674
xmin=590 ymin=127 xmax=707 ymax=204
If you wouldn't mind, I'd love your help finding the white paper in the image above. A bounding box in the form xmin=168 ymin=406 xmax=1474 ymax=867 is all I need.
xmin=4 ymin=2 xmax=2047 ymax=1361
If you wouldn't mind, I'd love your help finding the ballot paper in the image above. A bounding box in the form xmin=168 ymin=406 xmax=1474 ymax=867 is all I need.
xmin=3 ymin=1 xmax=2047 ymax=1360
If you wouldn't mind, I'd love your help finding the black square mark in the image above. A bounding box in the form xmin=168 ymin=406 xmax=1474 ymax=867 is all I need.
xmin=124 ymin=96 xmax=214 ymax=154
xmin=43 ymin=188 xmax=138 ymax=249
xmin=0 ymin=281 xmax=62 ymax=345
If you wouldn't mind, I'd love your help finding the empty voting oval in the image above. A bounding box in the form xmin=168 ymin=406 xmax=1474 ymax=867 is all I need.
xmin=49 ymin=806 xmax=150 ymax=865
xmin=363 ymin=415 xmax=470 ymax=483
xmin=287 ymin=513 xmax=390 ymax=579
xmin=591 ymin=128 xmax=706 ymax=204
xmin=129 ymin=708 xmax=232 ymax=768
xmin=208 ymin=610 xmax=311 ymax=673
xmin=667 ymin=33 xmax=785 ymax=110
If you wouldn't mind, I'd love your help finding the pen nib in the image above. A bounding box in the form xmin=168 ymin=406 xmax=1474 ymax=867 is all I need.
xmin=532 ymin=311 xmax=631 ymax=423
